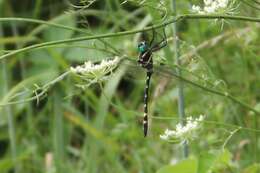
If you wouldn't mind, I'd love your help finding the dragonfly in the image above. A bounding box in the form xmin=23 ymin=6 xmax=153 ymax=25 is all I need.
xmin=137 ymin=27 xmax=167 ymax=137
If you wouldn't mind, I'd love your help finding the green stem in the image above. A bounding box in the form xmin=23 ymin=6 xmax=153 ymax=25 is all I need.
xmin=0 ymin=17 xmax=87 ymax=35
xmin=32 ymin=0 xmax=42 ymax=19
xmin=0 ymin=71 xmax=70 ymax=107
xmin=0 ymin=14 xmax=258 ymax=33
xmin=0 ymin=14 xmax=259 ymax=61
xmin=254 ymin=114 xmax=258 ymax=162
xmin=158 ymin=67 xmax=260 ymax=115
xmin=2 ymin=61 xmax=17 ymax=172
xmin=172 ymin=0 xmax=188 ymax=158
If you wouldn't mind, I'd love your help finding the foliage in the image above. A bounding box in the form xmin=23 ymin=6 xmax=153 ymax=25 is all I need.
xmin=0 ymin=0 xmax=259 ymax=173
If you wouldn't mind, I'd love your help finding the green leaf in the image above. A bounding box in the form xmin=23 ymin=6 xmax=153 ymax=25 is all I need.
xmin=212 ymin=149 xmax=233 ymax=171
xmin=156 ymin=158 xmax=198 ymax=173
xmin=143 ymin=0 xmax=164 ymax=21
xmin=43 ymin=16 xmax=76 ymax=42
xmin=198 ymin=152 xmax=217 ymax=173
xmin=43 ymin=15 xmax=76 ymax=54
xmin=0 ymin=149 xmax=33 ymax=172
xmin=217 ymin=149 xmax=232 ymax=165
xmin=242 ymin=164 xmax=260 ymax=173
xmin=254 ymin=102 xmax=260 ymax=112
xmin=63 ymin=40 xmax=107 ymax=62
xmin=27 ymin=49 xmax=58 ymax=75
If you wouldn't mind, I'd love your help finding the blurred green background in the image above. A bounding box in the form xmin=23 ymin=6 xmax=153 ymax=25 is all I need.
xmin=0 ymin=0 xmax=259 ymax=172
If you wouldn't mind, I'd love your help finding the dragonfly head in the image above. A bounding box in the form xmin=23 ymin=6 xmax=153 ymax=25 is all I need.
xmin=138 ymin=41 xmax=148 ymax=53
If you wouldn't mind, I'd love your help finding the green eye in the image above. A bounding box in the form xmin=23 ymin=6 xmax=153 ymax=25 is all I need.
xmin=138 ymin=43 xmax=148 ymax=53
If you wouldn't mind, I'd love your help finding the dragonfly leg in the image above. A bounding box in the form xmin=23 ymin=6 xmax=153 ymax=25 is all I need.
xmin=151 ymin=27 xmax=167 ymax=52
xmin=149 ymin=26 xmax=156 ymax=47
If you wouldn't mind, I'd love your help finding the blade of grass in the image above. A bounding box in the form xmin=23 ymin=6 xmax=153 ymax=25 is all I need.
xmin=53 ymin=91 xmax=65 ymax=172
xmin=0 ymin=21 xmax=17 ymax=173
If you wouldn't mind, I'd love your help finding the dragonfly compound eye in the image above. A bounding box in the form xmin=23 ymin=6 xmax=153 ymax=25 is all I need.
xmin=138 ymin=42 xmax=148 ymax=53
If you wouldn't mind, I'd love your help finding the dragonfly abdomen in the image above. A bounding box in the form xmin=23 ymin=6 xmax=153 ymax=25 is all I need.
xmin=143 ymin=71 xmax=152 ymax=137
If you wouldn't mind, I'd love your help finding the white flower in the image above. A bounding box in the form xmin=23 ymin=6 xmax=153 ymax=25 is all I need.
xmin=204 ymin=0 xmax=213 ymax=6
xmin=160 ymin=115 xmax=205 ymax=142
xmin=204 ymin=5 xmax=216 ymax=13
xmin=191 ymin=0 xmax=231 ymax=14
xmin=160 ymin=134 xmax=169 ymax=140
xmin=192 ymin=5 xmax=201 ymax=12
xmin=70 ymin=56 xmax=120 ymax=79
xmin=70 ymin=56 xmax=121 ymax=88
xmin=217 ymin=0 xmax=229 ymax=8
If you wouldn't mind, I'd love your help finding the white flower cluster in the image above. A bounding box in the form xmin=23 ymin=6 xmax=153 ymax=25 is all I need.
xmin=160 ymin=115 xmax=204 ymax=141
xmin=192 ymin=0 xmax=229 ymax=14
xmin=70 ymin=56 xmax=120 ymax=80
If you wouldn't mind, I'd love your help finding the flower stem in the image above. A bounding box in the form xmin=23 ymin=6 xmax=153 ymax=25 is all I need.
xmin=172 ymin=0 xmax=188 ymax=158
